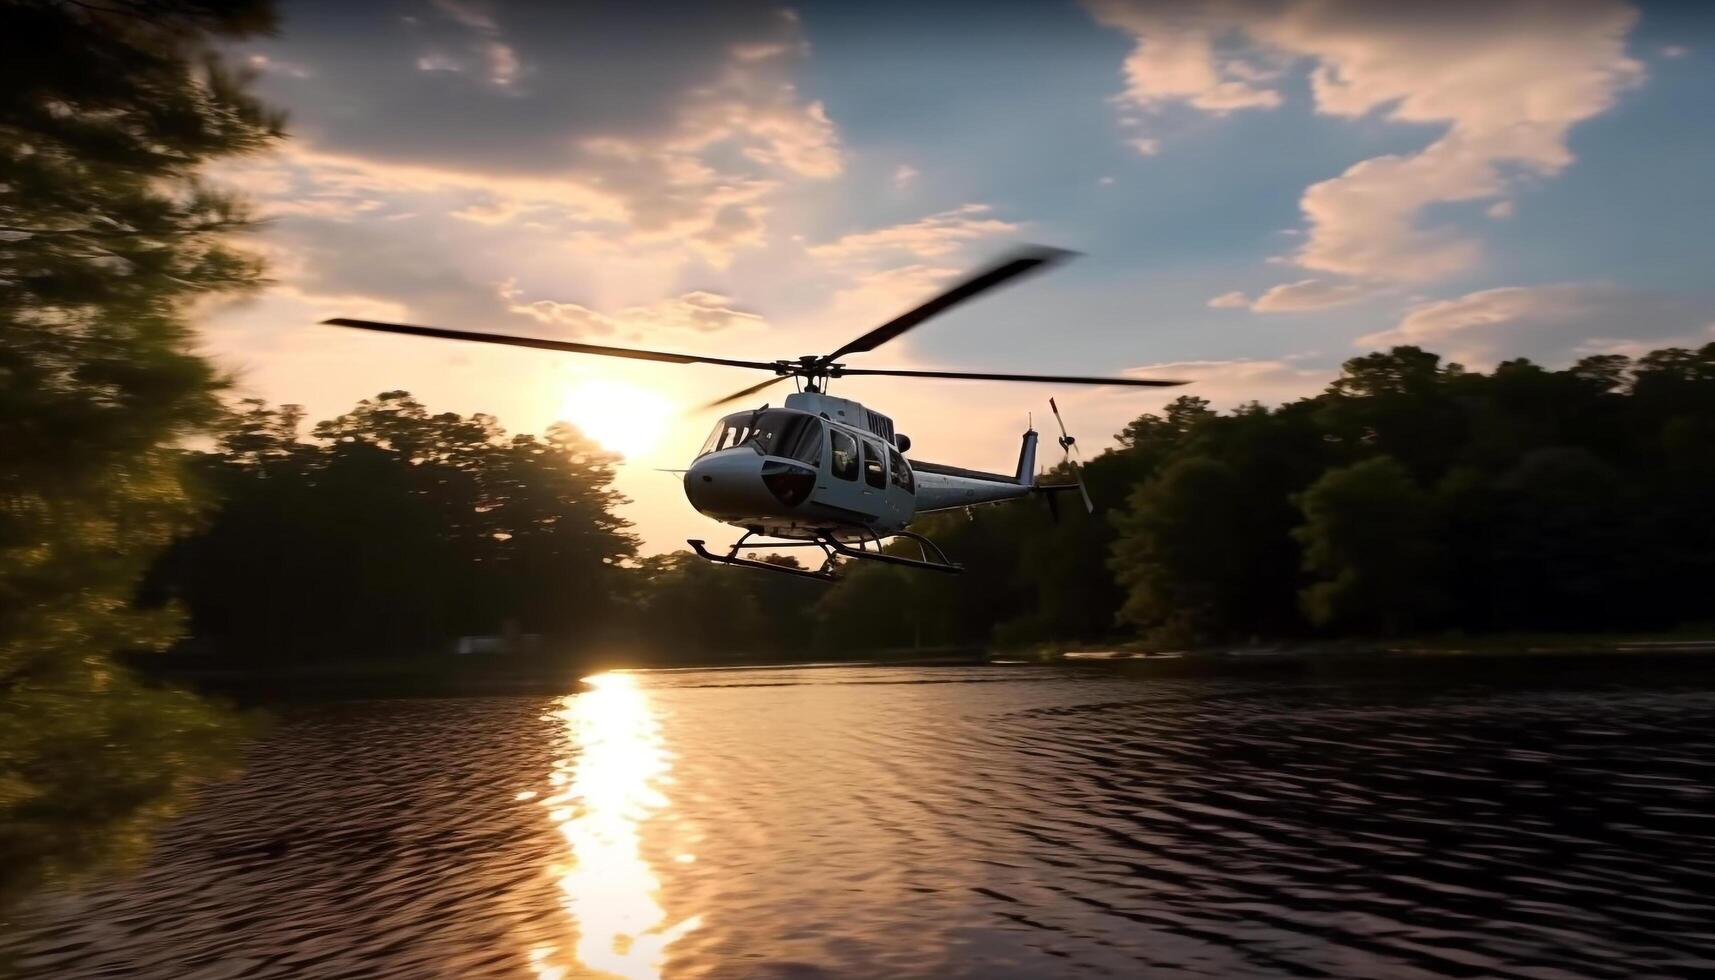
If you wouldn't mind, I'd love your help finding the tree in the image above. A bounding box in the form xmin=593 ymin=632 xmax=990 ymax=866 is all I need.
xmin=1 ymin=0 xmax=282 ymax=903
xmin=1486 ymin=448 xmax=1639 ymax=630
xmin=1109 ymin=457 xmax=1256 ymax=645
xmin=159 ymin=394 xmax=638 ymax=660
xmin=1293 ymin=456 xmax=1442 ymax=635
xmin=632 ymin=552 xmax=773 ymax=658
xmin=1318 ymin=347 xmax=1468 ymax=479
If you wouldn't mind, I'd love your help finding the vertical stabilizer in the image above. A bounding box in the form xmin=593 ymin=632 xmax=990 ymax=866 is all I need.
xmin=1015 ymin=429 xmax=1039 ymax=486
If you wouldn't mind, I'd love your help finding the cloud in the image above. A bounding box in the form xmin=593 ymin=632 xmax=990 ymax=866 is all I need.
xmin=212 ymin=143 xmax=623 ymax=226
xmin=1357 ymin=283 xmax=1715 ymax=363
xmin=422 ymin=0 xmax=524 ymax=91
xmin=416 ymin=52 xmax=463 ymax=74
xmin=1089 ymin=0 xmax=1643 ymax=283
xmin=483 ymin=41 xmax=521 ymax=89
xmin=820 ymin=263 xmax=963 ymax=335
xmin=233 ymin=4 xmax=840 ymax=264
xmin=807 ymin=204 xmax=1019 ymax=266
xmin=1574 ymin=326 xmax=1715 ymax=360
xmin=1250 ymin=278 xmax=1377 ymax=312
xmin=1206 ymin=279 xmax=1378 ymax=311
xmin=504 ymin=286 xmax=765 ymax=338
xmin=1119 ymin=357 xmax=1332 ymax=410
xmin=893 ymin=164 xmax=920 ymax=188
xmin=1088 ymin=1 xmax=1284 ymax=113
xmin=1127 ymin=137 xmax=1160 ymax=156
xmin=246 ymin=53 xmax=313 ymax=79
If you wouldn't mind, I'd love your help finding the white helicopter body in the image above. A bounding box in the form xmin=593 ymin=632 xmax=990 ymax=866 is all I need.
xmin=683 ymin=390 xmax=1038 ymax=541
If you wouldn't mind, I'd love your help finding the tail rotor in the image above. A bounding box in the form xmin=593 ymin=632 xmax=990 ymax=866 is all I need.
xmin=1049 ymin=398 xmax=1094 ymax=514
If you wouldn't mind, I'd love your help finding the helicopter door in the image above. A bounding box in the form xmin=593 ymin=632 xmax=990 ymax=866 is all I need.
xmin=860 ymin=437 xmax=902 ymax=524
xmin=884 ymin=445 xmax=915 ymax=526
xmin=819 ymin=427 xmax=879 ymax=522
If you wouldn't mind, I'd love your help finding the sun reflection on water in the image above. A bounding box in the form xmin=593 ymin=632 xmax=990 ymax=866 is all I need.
xmin=533 ymin=672 xmax=700 ymax=980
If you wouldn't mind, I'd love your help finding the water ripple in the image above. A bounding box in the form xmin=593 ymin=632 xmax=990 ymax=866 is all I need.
xmin=6 ymin=658 xmax=1715 ymax=978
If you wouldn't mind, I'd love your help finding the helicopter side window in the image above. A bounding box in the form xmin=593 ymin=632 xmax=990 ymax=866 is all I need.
xmin=862 ymin=439 xmax=886 ymax=489
xmin=830 ymin=430 xmax=858 ymax=480
xmin=888 ymin=447 xmax=913 ymax=492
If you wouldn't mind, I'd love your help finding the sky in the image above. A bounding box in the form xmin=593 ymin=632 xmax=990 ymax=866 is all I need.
xmin=202 ymin=0 xmax=1715 ymax=554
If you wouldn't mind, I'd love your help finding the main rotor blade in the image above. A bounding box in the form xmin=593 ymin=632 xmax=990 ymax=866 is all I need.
xmin=698 ymin=373 xmax=791 ymax=411
xmin=322 ymin=318 xmax=781 ymax=371
xmin=837 ymin=367 xmax=1187 ymax=387
xmin=823 ymin=245 xmax=1075 ymax=362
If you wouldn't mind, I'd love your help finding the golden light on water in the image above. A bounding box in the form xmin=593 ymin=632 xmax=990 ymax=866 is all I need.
xmin=533 ymin=672 xmax=700 ymax=980
xmin=559 ymin=379 xmax=676 ymax=459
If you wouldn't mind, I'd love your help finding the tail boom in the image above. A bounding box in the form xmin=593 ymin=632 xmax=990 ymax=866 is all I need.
xmin=909 ymin=428 xmax=1039 ymax=513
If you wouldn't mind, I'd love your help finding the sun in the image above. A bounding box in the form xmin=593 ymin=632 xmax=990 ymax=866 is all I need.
xmin=559 ymin=378 xmax=676 ymax=459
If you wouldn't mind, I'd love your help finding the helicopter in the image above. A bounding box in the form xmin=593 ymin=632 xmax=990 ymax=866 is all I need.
xmin=324 ymin=246 xmax=1188 ymax=581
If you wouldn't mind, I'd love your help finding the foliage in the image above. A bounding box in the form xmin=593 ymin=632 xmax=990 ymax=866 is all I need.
xmin=1111 ymin=457 xmax=1252 ymax=645
xmin=631 ymin=551 xmax=820 ymax=659
xmin=1294 ymin=456 xmax=1442 ymax=634
xmin=0 ymin=0 xmax=281 ymax=903
xmin=807 ymin=344 xmax=1715 ymax=651
xmin=155 ymin=394 xmax=638 ymax=659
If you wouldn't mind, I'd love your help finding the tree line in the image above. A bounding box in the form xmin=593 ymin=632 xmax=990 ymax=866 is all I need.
xmin=142 ymin=339 xmax=1715 ymax=667
xmin=834 ymin=344 xmax=1715 ymax=651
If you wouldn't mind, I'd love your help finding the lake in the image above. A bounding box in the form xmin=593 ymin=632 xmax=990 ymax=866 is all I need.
xmin=6 ymin=656 xmax=1715 ymax=978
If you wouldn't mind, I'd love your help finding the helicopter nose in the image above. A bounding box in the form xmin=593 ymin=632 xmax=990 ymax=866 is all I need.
xmin=683 ymin=450 xmax=769 ymax=518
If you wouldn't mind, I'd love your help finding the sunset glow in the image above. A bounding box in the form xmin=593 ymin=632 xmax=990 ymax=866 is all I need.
xmin=192 ymin=0 xmax=1715 ymax=555
xmin=559 ymin=379 xmax=677 ymax=460
xmin=538 ymin=673 xmax=700 ymax=980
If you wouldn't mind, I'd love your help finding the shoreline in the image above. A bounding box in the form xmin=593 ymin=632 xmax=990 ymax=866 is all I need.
xmin=128 ymin=634 xmax=1715 ymax=703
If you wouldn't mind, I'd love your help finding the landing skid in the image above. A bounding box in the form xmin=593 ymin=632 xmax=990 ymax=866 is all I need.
xmin=822 ymin=528 xmax=962 ymax=574
xmin=688 ymin=528 xmax=963 ymax=582
xmin=688 ymin=537 xmax=840 ymax=581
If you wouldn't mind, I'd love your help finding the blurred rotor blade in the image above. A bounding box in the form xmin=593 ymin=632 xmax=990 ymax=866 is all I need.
xmin=1049 ymin=397 xmax=1094 ymax=513
xmin=322 ymin=318 xmax=781 ymax=371
xmin=1070 ymin=460 xmax=1094 ymax=514
xmin=823 ymin=246 xmax=1076 ymax=362
xmin=1049 ymin=397 xmax=1072 ymax=442
xmin=699 ymin=373 xmax=791 ymax=411
xmin=837 ymin=367 xmax=1186 ymax=387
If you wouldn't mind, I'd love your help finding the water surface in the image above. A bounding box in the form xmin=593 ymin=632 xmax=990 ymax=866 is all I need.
xmin=7 ymin=657 xmax=1715 ymax=978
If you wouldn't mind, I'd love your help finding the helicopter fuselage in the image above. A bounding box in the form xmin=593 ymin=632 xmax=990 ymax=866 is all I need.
xmin=682 ymin=391 xmax=1037 ymax=541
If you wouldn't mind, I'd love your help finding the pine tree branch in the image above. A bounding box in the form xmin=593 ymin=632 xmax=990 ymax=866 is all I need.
xmin=0 ymin=218 xmax=251 ymax=238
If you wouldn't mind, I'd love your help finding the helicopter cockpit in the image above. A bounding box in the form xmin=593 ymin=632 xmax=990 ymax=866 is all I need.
xmin=699 ymin=409 xmax=824 ymax=466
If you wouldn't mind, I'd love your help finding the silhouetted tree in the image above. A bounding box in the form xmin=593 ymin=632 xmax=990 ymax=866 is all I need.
xmin=1293 ymin=456 xmax=1443 ymax=634
xmin=160 ymin=393 xmax=637 ymax=660
xmin=836 ymin=343 xmax=1715 ymax=650
xmin=1487 ymin=448 xmax=1638 ymax=630
xmin=0 ymin=0 xmax=281 ymax=905
xmin=1110 ymin=457 xmax=1256 ymax=645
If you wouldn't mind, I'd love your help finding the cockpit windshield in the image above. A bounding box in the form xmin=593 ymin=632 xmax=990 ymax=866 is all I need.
xmin=698 ymin=409 xmax=823 ymax=465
